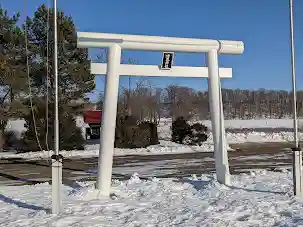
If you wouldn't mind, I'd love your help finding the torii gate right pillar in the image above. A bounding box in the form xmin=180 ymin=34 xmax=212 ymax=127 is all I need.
xmin=207 ymin=49 xmax=231 ymax=185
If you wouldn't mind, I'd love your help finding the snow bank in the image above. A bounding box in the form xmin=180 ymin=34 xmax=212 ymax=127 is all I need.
xmin=0 ymin=170 xmax=301 ymax=226
xmin=158 ymin=128 xmax=301 ymax=145
xmin=159 ymin=118 xmax=297 ymax=130
xmin=1 ymin=130 xmax=300 ymax=160
xmin=1 ymin=118 xmax=300 ymax=160
xmin=5 ymin=118 xmax=298 ymax=138
xmin=226 ymin=131 xmax=299 ymax=144
xmin=0 ymin=140 xmax=230 ymax=160
xmin=201 ymin=118 xmax=296 ymax=129
xmin=5 ymin=120 xmax=26 ymax=139
xmin=5 ymin=117 xmax=88 ymax=139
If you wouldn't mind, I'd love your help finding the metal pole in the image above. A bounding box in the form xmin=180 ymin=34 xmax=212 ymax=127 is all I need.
xmin=207 ymin=50 xmax=230 ymax=185
xmin=53 ymin=0 xmax=59 ymax=167
xmin=128 ymin=76 xmax=132 ymax=115
xmin=51 ymin=0 xmax=62 ymax=214
xmin=289 ymin=0 xmax=302 ymax=197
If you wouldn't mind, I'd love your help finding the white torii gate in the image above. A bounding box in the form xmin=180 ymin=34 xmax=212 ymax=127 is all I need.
xmin=77 ymin=32 xmax=244 ymax=196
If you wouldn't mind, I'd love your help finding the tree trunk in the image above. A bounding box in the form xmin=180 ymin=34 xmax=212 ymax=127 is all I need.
xmin=0 ymin=129 xmax=4 ymax=152
xmin=0 ymin=120 xmax=8 ymax=152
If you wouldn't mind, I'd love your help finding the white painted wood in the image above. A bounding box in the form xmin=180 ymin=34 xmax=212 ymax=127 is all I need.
xmin=77 ymin=32 xmax=244 ymax=55
xmin=91 ymin=63 xmax=232 ymax=78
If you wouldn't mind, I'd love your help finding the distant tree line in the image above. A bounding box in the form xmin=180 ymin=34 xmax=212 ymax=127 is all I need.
xmin=97 ymin=85 xmax=303 ymax=122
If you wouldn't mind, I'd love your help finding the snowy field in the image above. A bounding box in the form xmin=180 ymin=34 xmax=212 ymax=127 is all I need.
xmin=1 ymin=118 xmax=300 ymax=160
xmin=160 ymin=117 xmax=298 ymax=130
xmin=5 ymin=118 xmax=299 ymax=134
xmin=1 ymin=119 xmax=302 ymax=226
xmin=0 ymin=170 xmax=302 ymax=227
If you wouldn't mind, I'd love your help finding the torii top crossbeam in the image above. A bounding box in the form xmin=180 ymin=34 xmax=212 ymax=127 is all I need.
xmin=77 ymin=32 xmax=244 ymax=54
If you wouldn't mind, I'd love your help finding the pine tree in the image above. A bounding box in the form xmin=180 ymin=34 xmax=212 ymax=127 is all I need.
xmin=25 ymin=4 xmax=95 ymax=101
xmin=22 ymin=98 xmax=84 ymax=151
xmin=21 ymin=4 xmax=95 ymax=151
xmin=0 ymin=7 xmax=28 ymax=151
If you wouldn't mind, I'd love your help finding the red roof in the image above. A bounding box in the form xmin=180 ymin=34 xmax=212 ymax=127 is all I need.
xmin=83 ymin=111 xmax=102 ymax=124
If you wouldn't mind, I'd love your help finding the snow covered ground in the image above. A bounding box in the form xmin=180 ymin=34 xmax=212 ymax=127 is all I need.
xmin=1 ymin=118 xmax=301 ymax=160
xmin=1 ymin=119 xmax=299 ymax=226
xmin=0 ymin=131 xmax=299 ymax=160
xmin=0 ymin=169 xmax=302 ymax=227
xmin=6 ymin=117 xmax=300 ymax=138
xmin=159 ymin=117 xmax=300 ymax=130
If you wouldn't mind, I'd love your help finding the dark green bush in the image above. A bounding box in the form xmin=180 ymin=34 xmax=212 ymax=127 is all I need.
xmin=3 ymin=131 xmax=21 ymax=151
xmin=171 ymin=116 xmax=191 ymax=144
xmin=171 ymin=117 xmax=208 ymax=145
xmin=114 ymin=114 xmax=159 ymax=148
xmin=22 ymin=99 xmax=84 ymax=152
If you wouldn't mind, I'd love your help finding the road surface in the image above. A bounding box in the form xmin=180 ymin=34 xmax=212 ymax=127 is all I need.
xmin=0 ymin=142 xmax=295 ymax=186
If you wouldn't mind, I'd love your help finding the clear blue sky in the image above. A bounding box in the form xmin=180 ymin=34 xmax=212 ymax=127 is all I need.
xmin=3 ymin=0 xmax=303 ymax=101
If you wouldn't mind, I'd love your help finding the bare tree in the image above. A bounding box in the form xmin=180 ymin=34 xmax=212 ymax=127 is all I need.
xmin=94 ymin=48 xmax=139 ymax=115
xmin=94 ymin=49 xmax=303 ymax=121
